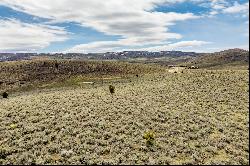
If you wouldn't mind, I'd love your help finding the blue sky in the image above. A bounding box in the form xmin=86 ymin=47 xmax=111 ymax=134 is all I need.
xmin=0 ymin=0 xmax=249 ymax=53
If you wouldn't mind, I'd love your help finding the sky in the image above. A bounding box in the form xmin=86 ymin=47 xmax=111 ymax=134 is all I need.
xmin=0 ymin=0 xmax=249 ymax=53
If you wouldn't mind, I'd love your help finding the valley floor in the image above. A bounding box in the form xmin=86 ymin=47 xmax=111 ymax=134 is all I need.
xmin=0 ymin=70 xmax=249 ymax=165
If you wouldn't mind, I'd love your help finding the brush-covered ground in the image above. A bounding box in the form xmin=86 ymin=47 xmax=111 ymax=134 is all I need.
xmin=0 ymin=69 xmax=249 ymax=165
xmin=0 ymin=59 xmax=163 ymax=94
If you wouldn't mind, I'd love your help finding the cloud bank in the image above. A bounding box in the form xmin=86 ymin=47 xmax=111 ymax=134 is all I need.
xmin=0 ymin=0 xmax=248 ymax=52
xmin=0 ymin=0 xmax=200 ymax=52
xmin=0 ymin=19 xmax=68 ymax=52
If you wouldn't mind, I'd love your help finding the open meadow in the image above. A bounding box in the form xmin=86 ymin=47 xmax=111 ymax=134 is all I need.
xmin=0 ymin=64 xmax=249 ymax=165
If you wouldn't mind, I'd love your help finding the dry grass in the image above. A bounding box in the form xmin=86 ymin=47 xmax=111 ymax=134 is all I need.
xmin=0 ymin=59 xmax=163 ymax=94
xmin=0 ymin=69 xmax=249 ymax=165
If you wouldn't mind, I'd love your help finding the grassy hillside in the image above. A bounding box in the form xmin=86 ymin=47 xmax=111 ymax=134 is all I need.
xmin=0 ymin=59 xmax=164 ymax=93
xmin=0 ymin=70 xmax=248 ymax=165
xmin=182 ymin=48 xmax=249 ymax=69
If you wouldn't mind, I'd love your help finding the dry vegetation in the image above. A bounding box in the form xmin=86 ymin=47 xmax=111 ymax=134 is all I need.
xmin=0 ymin=68 xmax=248 ymax=165
xmin=0 ymin=60 xmax=163 ymax=94
xmin=182 ymin=49 xmax=249 ymax=70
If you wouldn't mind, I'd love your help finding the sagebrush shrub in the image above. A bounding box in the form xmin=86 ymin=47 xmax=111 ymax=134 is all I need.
xmin=2 ymin=92 xmax=8 ymax=98
xmin=55 ymin=62 xmax=59 ymax=69
xmin=109 ymin=85 xmax=115 ymax=94
xmin=143 ymin=131 xmax=155 ymax=146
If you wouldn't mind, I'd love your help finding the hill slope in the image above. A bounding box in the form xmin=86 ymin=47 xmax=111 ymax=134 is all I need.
xmin=184 ymin=48 xmax=249 ymax=69
xmin=0 ymin=70 xmax=249 ymax=165
xmin=0 ymin=60 xmax=163 ymax=93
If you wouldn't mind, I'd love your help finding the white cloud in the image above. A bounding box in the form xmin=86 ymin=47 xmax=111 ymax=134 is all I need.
xmin=66 ymin=40 xmax=210 ymax=53
xmin=205 ymin=0 xmax=226 ymax=17
xmin=131 ymin=40 xmax=211 ymax=52
xmin=209 ymin=11 xmax=219 ymax=16
xmin=0 ymin=19 xmax=68 ymax=52
xmin=167 ymin=40 xmax=211 ymax=48
xmin=212 ymin=4 xmax=225 ymax=10
xmin=0 ymin=0 xmax=199 ymax=52
xmin=223 ymin=2 xmax=249 ymax=14
xmin=205 ymin=1 xmax=249 ymax=17
xmin=0 ymin=0 xmax=247 ymax=53
xmin=210 ymin=0 xmax=228 ymax=10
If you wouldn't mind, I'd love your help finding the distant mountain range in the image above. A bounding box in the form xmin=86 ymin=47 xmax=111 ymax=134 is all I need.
xmin=0 ymin=49 xmax=249 ymax=70
xmin=0 ymin=50 xmax=199 ymax=62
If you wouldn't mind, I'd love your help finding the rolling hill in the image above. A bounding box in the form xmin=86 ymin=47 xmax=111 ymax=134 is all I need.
xmin=0 ymin=59 xmax=164 ymax=94
xmin=183 ymin=48 xmax=249 ymax=69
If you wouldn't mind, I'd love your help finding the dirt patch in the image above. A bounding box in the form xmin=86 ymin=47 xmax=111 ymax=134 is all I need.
xmin=168 ymin=67 xmax=185 ymax=73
